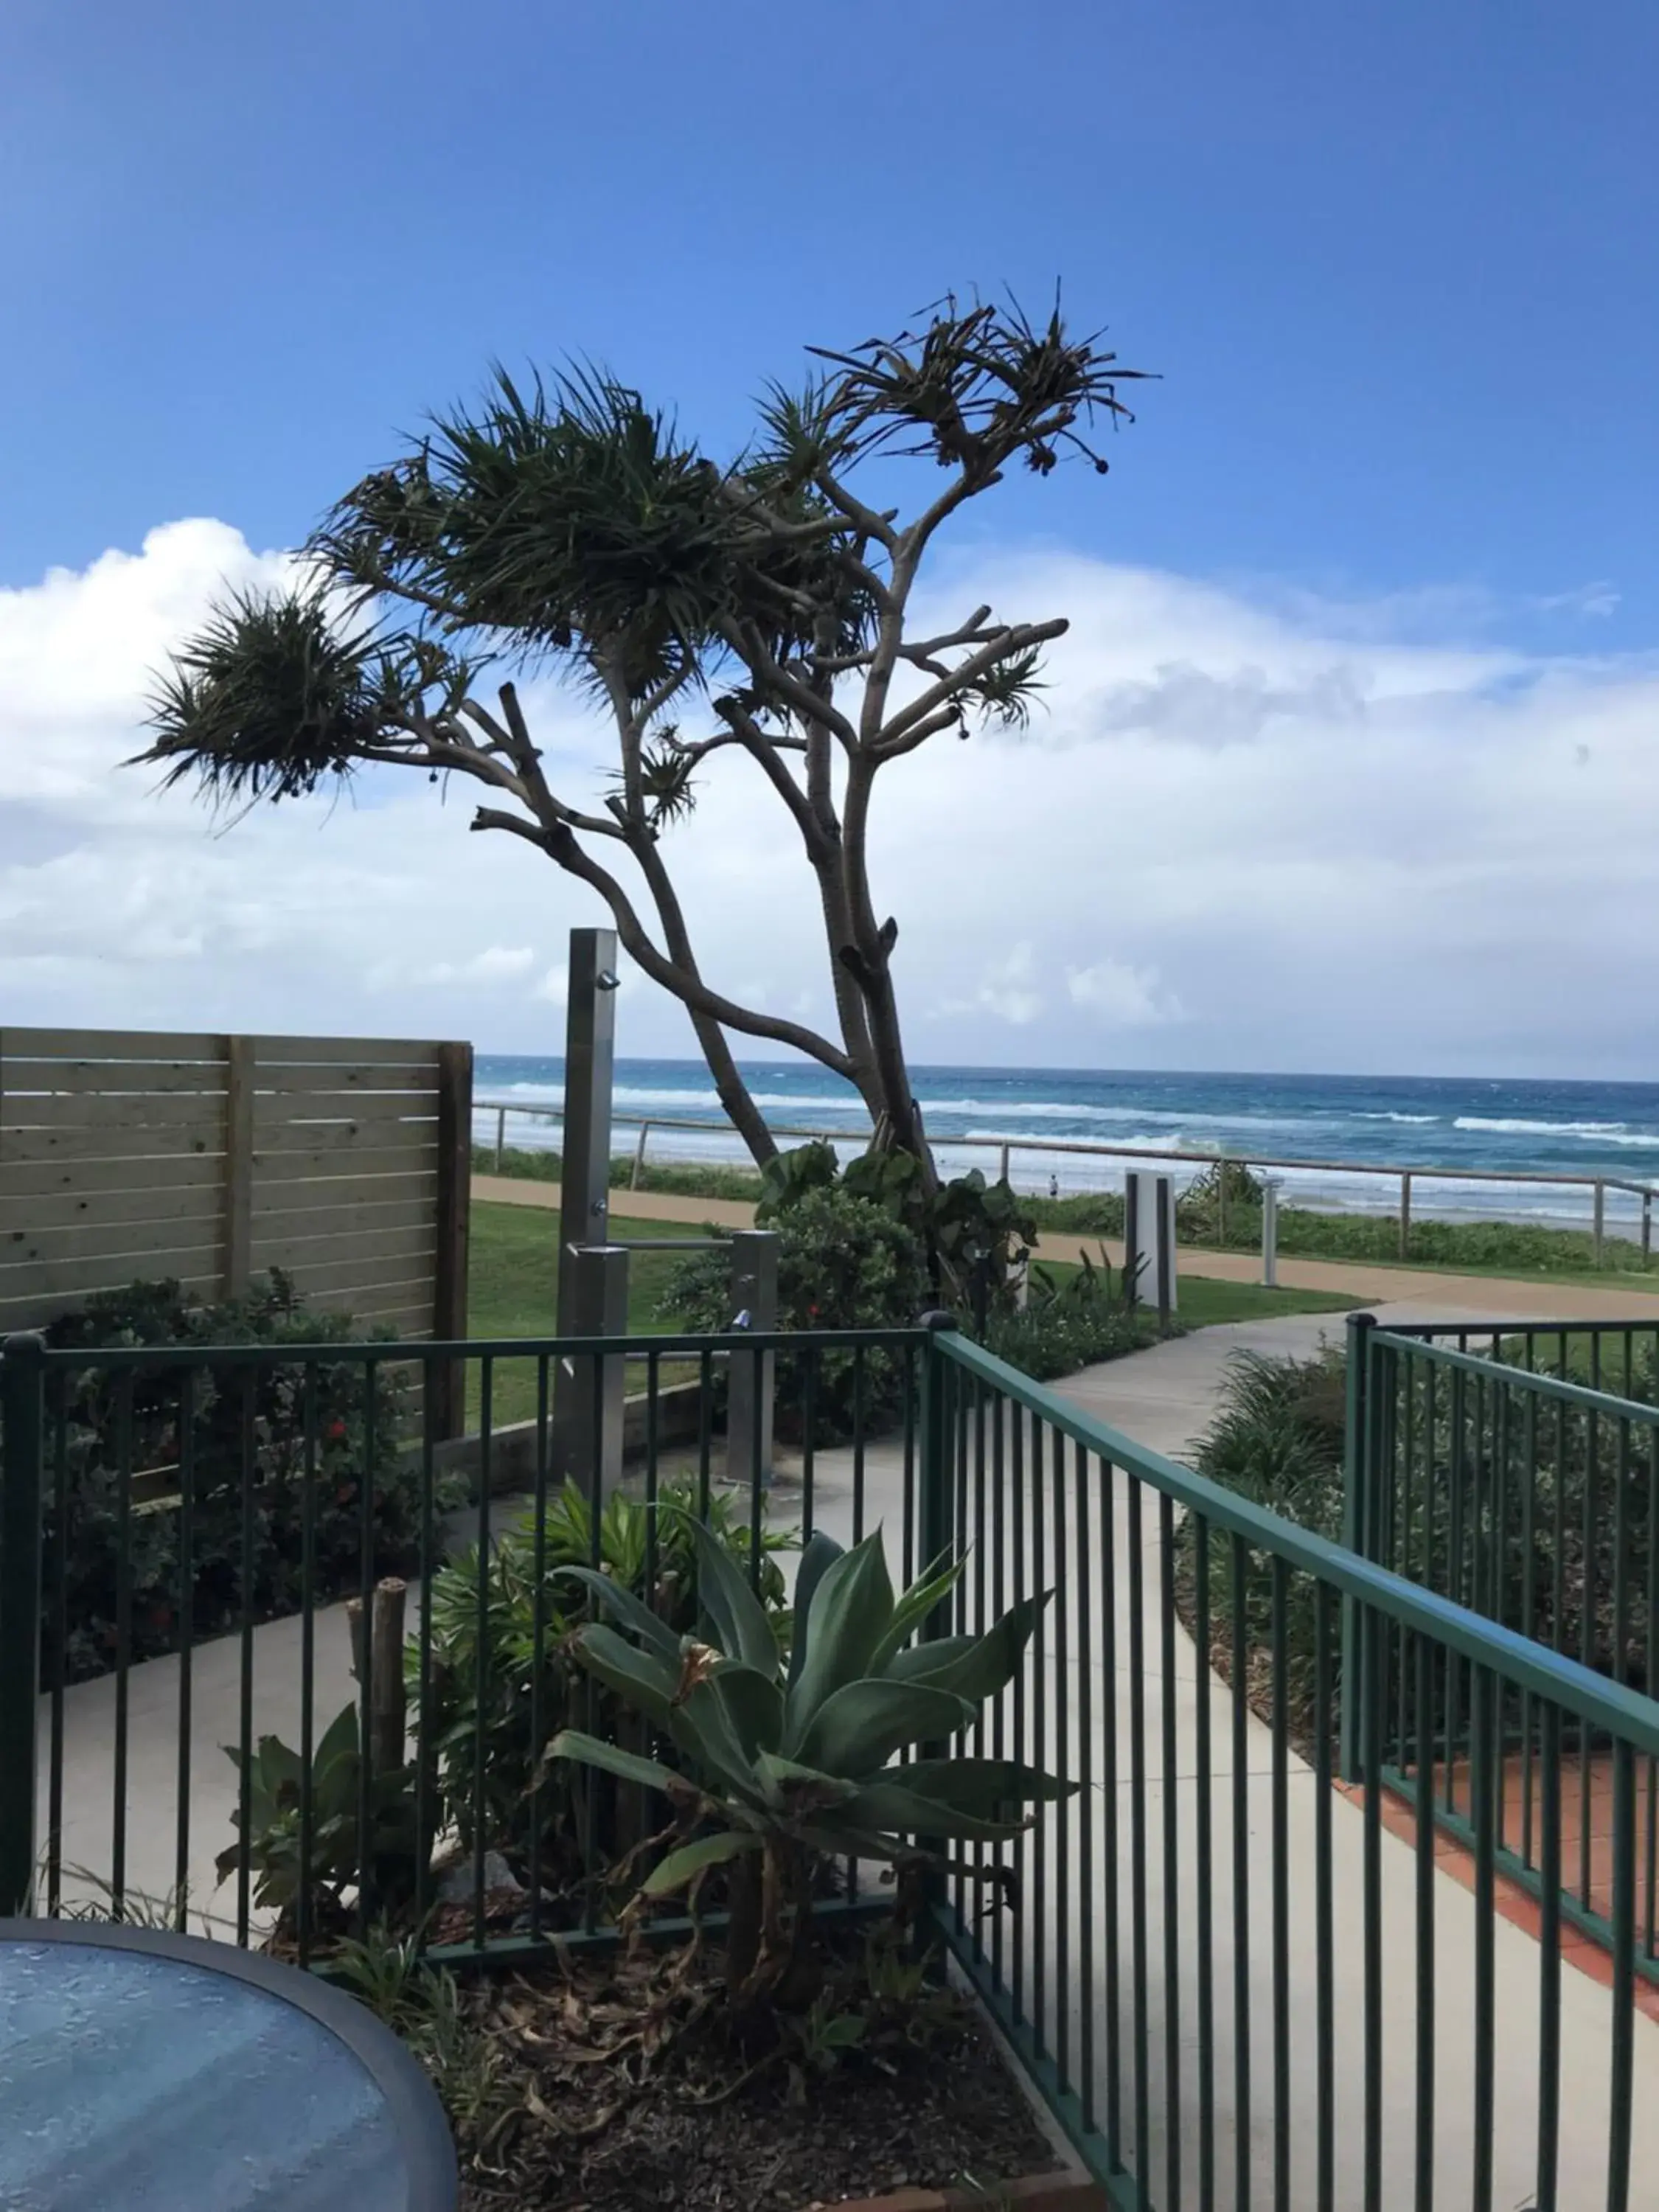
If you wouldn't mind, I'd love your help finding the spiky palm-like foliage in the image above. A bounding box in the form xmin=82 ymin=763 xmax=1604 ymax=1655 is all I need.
xmin=140 ymin=296 xmax=1149 ymax=1175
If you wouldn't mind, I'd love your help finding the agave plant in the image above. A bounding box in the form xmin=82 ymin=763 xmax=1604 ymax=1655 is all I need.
xmin=546 ymin=1517 xmax=1068 ymax=2009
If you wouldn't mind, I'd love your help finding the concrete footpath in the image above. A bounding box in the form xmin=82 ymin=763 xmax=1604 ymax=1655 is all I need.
xmin=32 ymin=1298 xmax=1659 ymax=2205
xmin=474 ymin=1171 xmax=1659 ymax=1322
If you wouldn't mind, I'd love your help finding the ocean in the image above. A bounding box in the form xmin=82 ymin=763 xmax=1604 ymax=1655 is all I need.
xmin=473 ymin=1060 xmax=1659 ymax=1232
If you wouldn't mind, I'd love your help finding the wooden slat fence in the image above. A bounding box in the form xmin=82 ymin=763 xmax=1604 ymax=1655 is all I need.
xmin=0 ymin=1029 xmax=471 ymax=1426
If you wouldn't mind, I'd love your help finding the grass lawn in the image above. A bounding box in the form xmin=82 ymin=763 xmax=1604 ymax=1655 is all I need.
xmin=466 ymin=1200 xmax=706 ymax=1425
xmin=1035 ymin=1257 xmax=1360 ymax=1331
xmin=464 ymin=1201 xmax=1360 ymax=1426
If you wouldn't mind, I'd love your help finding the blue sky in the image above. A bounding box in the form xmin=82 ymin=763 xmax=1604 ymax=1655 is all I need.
xmin=4 ymin=1 xmax=1658 ymax=1077
xmin=6 ymin=0 xmax=1655 ymax=641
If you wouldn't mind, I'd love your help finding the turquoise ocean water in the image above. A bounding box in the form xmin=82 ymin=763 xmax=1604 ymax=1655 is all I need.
xmin=474 ymin=1059 xmax=1659 ymax=1231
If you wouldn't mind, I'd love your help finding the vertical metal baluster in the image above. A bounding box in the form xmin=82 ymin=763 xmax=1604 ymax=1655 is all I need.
xmin=645 ymin=1347 xmax=661 ymax=1582
xmin=48 ymin=1381 xmax=69 ymax=1919
xmin=902 ymin=1339 xmax=918 ymax=1589
xmin=111 ymin=1370 xmax=134 ymax=1918
xmin=1537 ymin=1702 xmax=1562 ymax=2212
xmin=1195 ymin=1514 xmax=1217 ymax=2211
xmin=1646 ymin=1419 xmax=1659 ymax=1961
xmin=1032 ymin=1414 xmax=1048 ymax=2053
xmin=1470 ymin=1665 xmax=1496 ymax=2212
xmin=223 ymin=1364 xmax=254 ymax=1944
xmin=526 ymin=1353 xmax=551 ymax=1943
xmin=750 ymin=1343 xmax=767 ymax=1590
xmin=1520 ymin=1391 xmax=1537 ymax=1877
xmin=1074 ymin=1440 xmax=1097 ymax=2144
xmin=1127 ymin=1476 xmax=1149 ymax=2189
xmin=1581 ymin=1397 xmax=1597 ymax=1911
xmin=1231 ymin=1532 xmax=1252 ymax=2212
xmin=414 ymin=1357 xmax=437 ymax=1943
xmin=698 ymin=1347 xmax=714 ymax=1523
xmin=584 ymin=1348 xmax=605 ymax=1933
xmin=1010 ymin=1405 xmax=1027 ymax=2024
xmin=473 ymin=1355 xmax=494 ymax=1949
xmin=1315 ymin=1582 xmax=1335 ymax=2212
xmin=969 ymin=1380 xmax=990 ymax=1927
xmin=1607 ymin=1739 xmax=1635 ymax=2212
xmin=851 ymin=1344 xmax=866 ymax=1548
xmin=1053 ymin=1419 xmax=1071 ymax=2097
xmin=1159 ymin=1491 xmax=1182 ymax=2211
xmin=1363 ymin=1601 xmax=1385 ymax=2212
xmin=1271 ymin=1556 xmax=1290 ymax=2211
xmin=800 ymin=1346 xmax=815 ymax=1539
xmin=990 ymin=1377 xmax=1008 ymax=2000
xmin=169 ymin=1371 xmax=194 ymax=1931
xmin=357 ymin=1355 xmax=380 ymax=1934
xmin=1446 ymin=1369 xmax=1466 ymax=1818
xmin=1102 ymin=1453 xmax=1122 ymax=2167
xmin=296 ymin=1367 xmax=318 ymax=1969
xmin=1413 ymin=1632 xmax=1435 ymax=2212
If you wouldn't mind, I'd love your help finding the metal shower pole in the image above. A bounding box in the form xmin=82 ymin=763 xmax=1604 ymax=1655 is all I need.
xmin=553 ymin=928 xmax=623 ymax=1488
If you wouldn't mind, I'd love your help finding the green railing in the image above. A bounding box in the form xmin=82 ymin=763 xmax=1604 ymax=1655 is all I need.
xmin=1349 ymin=1312 xmax=1659 ymax=1976
xmin=4 ymin=1320 xmax=1657 ymax=2207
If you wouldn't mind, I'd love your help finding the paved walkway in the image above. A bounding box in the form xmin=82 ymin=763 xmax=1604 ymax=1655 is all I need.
xmin=476 ymin=1172 xmax=1659 ymax=1321
xmin=31 ymin=1300 xmax=1659 ymax=2204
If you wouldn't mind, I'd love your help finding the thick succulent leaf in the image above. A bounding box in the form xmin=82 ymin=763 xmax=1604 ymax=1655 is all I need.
xmin=640 ymin=1829 xmax=761 ymax=1898
xmin=827 ymin=1778 xmax=1031 ymax=1844
xmin=680 ymin=1512 xmax=779 ymax=1672
xmin=553 ymin=1565 xmax=683 ymax=1662
xmin=753 ymin=1750 xmax=860 ymax=1812
xmin=784 ymin=1532 xmax=897 ymax=1749
xmin=785 ymin=1530 xmax=844 ymax=1691
xmin=883 ymin=1633 xmax=979 ymax=1685
xmin=887 ymin=1589 xmax=1052 ymax=1705
xmin=796 ymin=1678 xmax=974 ymax=1778
xmin=869 ymin=1548 xmax=964 ymax=1674
xmin=541 ymin=1729 xmax=682 ymax=1795
xmin=894 ymin=1756 xmax=1077 ymax=1814
xmin=569 ymin=1623 xmax=680 ymax=1732
xmin=708 ymin=1661 xmax=785 ymax=1761
xmin=668 ymin=1678 xmax=769 ymax=1808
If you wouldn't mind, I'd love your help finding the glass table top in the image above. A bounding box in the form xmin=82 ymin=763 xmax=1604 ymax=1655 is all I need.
xmin=0 ymin=1937 xmax=419 ymax=2211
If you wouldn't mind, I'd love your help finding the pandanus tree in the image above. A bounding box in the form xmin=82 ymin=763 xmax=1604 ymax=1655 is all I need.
xmin=139 ymin=299 xmax=1144 ymax=1178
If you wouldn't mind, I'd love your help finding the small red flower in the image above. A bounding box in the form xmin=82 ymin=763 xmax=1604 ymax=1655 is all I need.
xmin=327 ymin=1418 xmax=348 ymax=1443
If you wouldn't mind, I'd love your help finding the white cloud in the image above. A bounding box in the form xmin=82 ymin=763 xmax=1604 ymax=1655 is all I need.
xmin=3 ymin=523 xmax=1659 ymax=1079
xmin=1067 ymin=959 xmax=1183 ymax=1028
xmin=419 ymin=945 xmax=536 ymax=987
xmin=941 ymin=942 xmax=1045 ymax=1027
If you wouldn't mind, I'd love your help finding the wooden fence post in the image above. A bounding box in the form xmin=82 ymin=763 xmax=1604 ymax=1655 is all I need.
xmin=432 ymin=1041 xmax=473 ymax=1437
xmin=223 ymin=1034 xmax=254 ymax=1298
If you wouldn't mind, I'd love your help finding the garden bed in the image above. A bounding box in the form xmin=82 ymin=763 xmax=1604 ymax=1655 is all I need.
xmin=418 ymin=1934 xmax=1060 ymax=2212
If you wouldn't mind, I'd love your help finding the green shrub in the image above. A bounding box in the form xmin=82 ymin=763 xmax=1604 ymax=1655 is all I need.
xmin=1028 ymin=1189 xmax=1125 ymax=1237
xmin=981 ymin=1253 xmax=1156 ymax=1381
xmin=26 ymin=1273 xmax=429 ymax=1684
xmin=1173 ymin=1158 xmax=1265 ymax=1242
xmin=657 ymin=1186 xmax=928 ymax=1440
xmin=1172 ymin=1349 xmax=1348 ymax=1740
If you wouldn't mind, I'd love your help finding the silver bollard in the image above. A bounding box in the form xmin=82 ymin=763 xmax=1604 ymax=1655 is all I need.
xmin=554 ymin=1242 xmax=629 ymax=1498
xmin=726 ymin=1230 xmax=779 ymax=1489
xmin=1262 ymin=1176 xmax=1282 ymax=1288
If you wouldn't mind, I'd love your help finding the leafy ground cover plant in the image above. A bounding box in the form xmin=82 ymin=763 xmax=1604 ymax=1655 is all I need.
xmin=18 ymin=1272 xmax=430 ymax=1683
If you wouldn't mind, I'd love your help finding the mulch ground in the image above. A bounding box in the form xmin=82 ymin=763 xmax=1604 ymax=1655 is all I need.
xmin=446 ymin=1937 xmax=1057 ymax=2212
